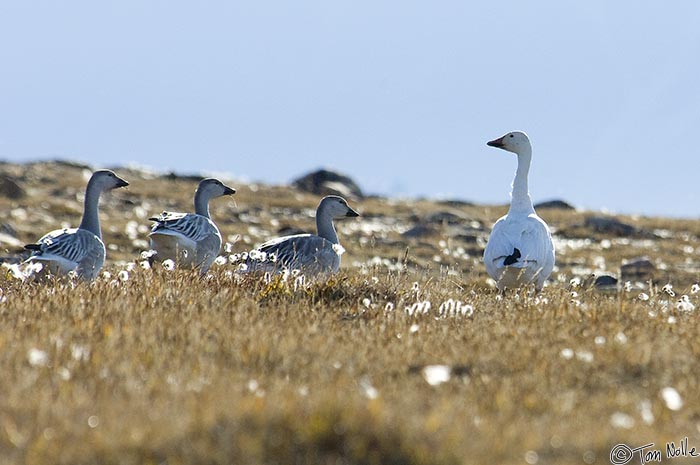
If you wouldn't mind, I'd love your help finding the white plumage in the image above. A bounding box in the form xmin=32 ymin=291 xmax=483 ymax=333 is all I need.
xmin=244 ymin=195 xmax=359 ymax=275
xmin=149 ymin=178 xmax=235 ymax=274
xmin=24 ymin=169 xmax=129 ymax=280
xmin=483 ymin=131 xmax=555 ymax=291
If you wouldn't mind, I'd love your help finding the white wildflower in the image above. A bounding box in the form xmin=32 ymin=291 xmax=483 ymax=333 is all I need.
xmin=28 ymin=348 xmax=48 ymax=367
xmin=676 ymin=295 xmax=695 ymax=312
xmin=422 ymin=365 xmax=451 ymax=386
xmin=662 ymin=283 xmax=675 ymax=297
xmin=660 ymin=387 xmax=683 ymax=411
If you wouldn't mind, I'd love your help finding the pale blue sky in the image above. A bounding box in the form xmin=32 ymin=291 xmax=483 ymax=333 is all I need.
xmin=1 ymin=2 xmax=699 ymax=217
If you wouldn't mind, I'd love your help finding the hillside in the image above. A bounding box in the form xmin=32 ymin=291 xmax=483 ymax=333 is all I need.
xmin=0 ymin=161 xmax=699 ymax=465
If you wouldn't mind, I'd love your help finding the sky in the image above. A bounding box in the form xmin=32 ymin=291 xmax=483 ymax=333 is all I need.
xmin=1 ymin=1 xmax=699 ymax=218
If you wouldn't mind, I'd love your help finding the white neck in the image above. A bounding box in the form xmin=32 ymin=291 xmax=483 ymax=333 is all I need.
xmin=316 ymin=209 xmax=339 ymax=244
xmin=194 ymin=188 xmax=211 ymax=218
xmin=508 ymin=146 xmax=535 ymax=215
xmin=78 ymin=178 xmax=104 ymax=237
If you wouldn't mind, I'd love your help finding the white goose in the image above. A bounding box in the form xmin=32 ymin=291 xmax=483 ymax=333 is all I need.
xmin=244 ymin=195 xmax=359 ymax=275
xmin=25 ymin=169 xmax=129 ymax=280
xmin=149 ymin=178 xmax=235 ymax=274
xmin=483 ymin=131 xmax=555 ymax=291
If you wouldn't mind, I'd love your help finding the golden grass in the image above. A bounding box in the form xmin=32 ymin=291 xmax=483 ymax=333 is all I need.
xmin=1 ymin=162 xmax=699 ymax=464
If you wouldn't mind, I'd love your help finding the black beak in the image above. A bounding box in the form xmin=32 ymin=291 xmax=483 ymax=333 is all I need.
xmin=487 ymin=136 xmax=505 ymax=148
xmin=224 ymin=186 xmax=236 ymax=195
xmin=346 ymin=208 xmax=360 ymax=218
xmin=116 ymin=178 xmax=129 ymax=188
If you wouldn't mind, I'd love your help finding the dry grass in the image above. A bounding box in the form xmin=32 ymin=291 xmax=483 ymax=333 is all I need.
xmin=1 ymin=162 xmax=700 ymax=464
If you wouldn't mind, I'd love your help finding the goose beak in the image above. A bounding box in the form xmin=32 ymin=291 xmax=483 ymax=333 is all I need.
xmin=116 ymin=178 xmax=129 ymax=188
xmin=223 ymin=186 xmax=236 ymax=195
xmin=346 ymin=208 xmax=360 ymax=218
xmin=487 ymin=136 xmax=505 ymax=148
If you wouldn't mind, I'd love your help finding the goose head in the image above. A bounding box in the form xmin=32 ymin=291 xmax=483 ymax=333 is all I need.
xmin=197 ymin=178 xmax=236 ymax=198
xmin=319 ymin=195 xmax=360 ymax=218
xmin=487 ymin=131 xmax=531 ymax=155
xmin=90 ymin=169 xmax=129 ymax=191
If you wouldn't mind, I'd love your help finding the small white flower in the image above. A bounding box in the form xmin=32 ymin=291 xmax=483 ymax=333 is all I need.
xmin=422 ymin=365 xmax=451 ymax=386
xmin=214 ymin=256 xmax=227 ymax=266
xmin=691 ymin=284 xmax=700 ymax=294
xmin=331 ymin=243 xmax=345 ymax=256
xmin=660 ymin=387 xmax=683 ymax=411
xmin=118 ymin=270 xmax=129 ymax=282
xmin=162 ymin=259 xmax=176 ymax=271
xmin=140 ymin=250 xmax=157 ymax=260
xmin=676 ymin=295 xmax=695 ymax=312
xmin=662 ymin=283 xmax=675 ymax=297
xmin=28 ymin=348 xmax=48 ymax=367
xmin=638 ymin=293 xmax=649 ymax=301
xmin=560 ymin=348 xmax=574 ymax=360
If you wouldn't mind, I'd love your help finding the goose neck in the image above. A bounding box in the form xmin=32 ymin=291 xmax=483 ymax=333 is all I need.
xmin=316 ymin=210 xmax=339 ymax=244
xmin=78 ymin=178 xmax=104 ymax=237
xmin=509 ymin=148 xmax=535 ymax=214
xmin=194 ymin=188 xmax=211 ymax=218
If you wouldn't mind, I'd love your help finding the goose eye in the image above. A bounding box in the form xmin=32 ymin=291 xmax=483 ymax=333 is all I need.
xmin=509 ymin=134 xmax=514 ymax=138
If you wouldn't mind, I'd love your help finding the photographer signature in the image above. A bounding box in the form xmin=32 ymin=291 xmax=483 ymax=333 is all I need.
xmin=610 ymin=438 xmax=699 ymax=464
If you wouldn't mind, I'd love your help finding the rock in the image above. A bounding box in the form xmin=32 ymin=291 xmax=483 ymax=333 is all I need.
xmin=584 ymin=216 xmax=638 ymax=236
xmin=0 ymin=223 xmax=17 ymax=237
xmin=424 ymin=211 xmax=468 ymax=226
xmin=402 ymin=224 xmax=436 ymax=239
xmin=292 ymin=169 xmax=363 ymax=199
xmin=534 ymin=199 xmax=575 ymax=210
xmin=436 ymin=199 xmax=475 ymax=208
xmin=594 ymin=274 xmax=618 ymax=290
xmin=163 ymin=172 xmax=205 ymax=182
xmin=454 ymin=233 xmax=480 ymax=244
xmin=0 ymin=175 xmax=26 ymax=199
xmin=620 ymin=257 xmax=655 ymax=282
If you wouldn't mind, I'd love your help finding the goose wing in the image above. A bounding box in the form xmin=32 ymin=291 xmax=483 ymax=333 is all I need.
xmin=484 ymin=214 xmax=554 ymax=272
xmin=26 ymin=228 xmax=106 ymax=277
xmin=150 ymin=212 xmax=218 ymax=242
xmin=252 ymin=234 xmax=341 ymax=273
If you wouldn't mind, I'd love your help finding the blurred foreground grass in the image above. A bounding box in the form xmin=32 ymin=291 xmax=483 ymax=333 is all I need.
xmin=1 ymin=268 xmax=700 ymax=465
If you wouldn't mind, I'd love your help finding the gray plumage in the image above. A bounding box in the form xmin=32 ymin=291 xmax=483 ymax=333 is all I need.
xmin=25 ymin=169 xmax=129 ymax=280
xmin=149 ymin=178 xmax=235 ymax=274
xmin=244 ymin=195 xmax=359 ymax=275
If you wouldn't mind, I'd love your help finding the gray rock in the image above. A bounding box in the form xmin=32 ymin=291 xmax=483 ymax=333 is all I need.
xmin=402 ymin=224 xmax=436 ymax=239
xmin=584 ymin=216 xmax=637 ymax=236
xmin=594 ymin=274 xmax=618 ymax=289
xmin=292 ymin=169 xmax=363 ymax=199
xmin=424 ymin=211 xmax=468 ymax=226
xmin=620 ymin=257 xmax=655 ymax=282
xmin=0 ymin=175 xmax=26 ymax=199
xmin=436 ymin=199 xmax=475 ymax=208
xmin=534 ymin=199 xmax=575 ymax=210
